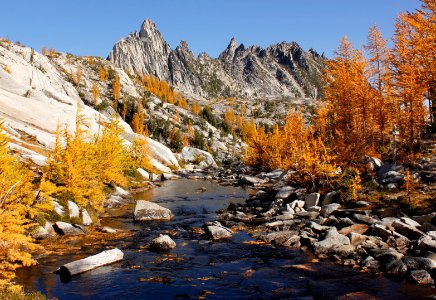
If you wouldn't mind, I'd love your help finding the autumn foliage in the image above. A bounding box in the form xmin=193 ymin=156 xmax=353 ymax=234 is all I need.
xmin=245 ymin=0 xmax=435 ymax=189
xmin=41 ymin=110 xmax=151 ymax=212
xmin=0 ymin=125 xmax=41 ymax=290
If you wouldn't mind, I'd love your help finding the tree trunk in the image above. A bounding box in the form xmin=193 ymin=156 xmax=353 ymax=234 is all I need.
xmin=56 ymin=248 xmax=124 ymax=278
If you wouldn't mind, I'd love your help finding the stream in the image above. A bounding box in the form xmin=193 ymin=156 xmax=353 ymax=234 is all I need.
xmin=16 ymin=179 xmax=435 ymax=299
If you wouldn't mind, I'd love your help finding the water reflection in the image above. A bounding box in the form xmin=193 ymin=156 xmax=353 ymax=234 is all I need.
xmin=16 ymin=179 xmax=435 ymax=299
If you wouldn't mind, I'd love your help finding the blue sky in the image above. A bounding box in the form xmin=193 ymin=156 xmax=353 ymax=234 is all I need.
xmin=0 ymin=0 xmax=421 ymax=59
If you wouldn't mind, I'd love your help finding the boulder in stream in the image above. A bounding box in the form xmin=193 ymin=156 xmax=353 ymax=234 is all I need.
xmin=134 ymin=200 xmax=173 ymax=221
xmin=149 ymin=234 xmax=176 ymax=251
xmin=204 ymin=221 xmax=233 ymax=240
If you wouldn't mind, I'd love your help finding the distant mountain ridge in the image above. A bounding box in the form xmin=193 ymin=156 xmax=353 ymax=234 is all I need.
xmin=109 ymin=19 xmax=325 ymax=99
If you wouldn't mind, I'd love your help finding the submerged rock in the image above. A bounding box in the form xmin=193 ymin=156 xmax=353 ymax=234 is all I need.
xmin=133 ymin=200 xmax=173 ymax=221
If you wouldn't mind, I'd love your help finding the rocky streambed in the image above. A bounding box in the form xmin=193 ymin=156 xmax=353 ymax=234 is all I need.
xmin=213 ymin=167 xmax=436 ymax=289
xmin=16 ymin=177 xmax=436 ymax=299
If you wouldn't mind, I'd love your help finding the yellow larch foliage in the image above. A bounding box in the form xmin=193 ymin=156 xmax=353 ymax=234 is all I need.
xmin=112 ymin=75 xmax=121 ymax=102
xmin=0 ymin=124 xmax=39 ymax=290
xmin=392 ymin=11 xmax=430 ymax=151
xmin=323 ymin=36 xmax=378 ymax=163
xmin=91 ymin=83 xmax=100 ymax=105
xmin=245 ymin=109 xmax=337 ymax=188
xmin=128 ymin=136 xmax=153 ymax=172
xmin=366 ymin=25 xmax=395 ymax=147
xmin=191 ymin=103 xmax=202 ymax=115
xmin=74 ymin=65 xmax=82 ymax=86
xmin=94 ymin=119 xmax=128 ymax=187
xmin=142 ymin=74 xmax=191 ymax=109
xmin=42 ymin=110 xmax=104 ymax=210
xmin=99 ymin=65 xmax=108 ymax=81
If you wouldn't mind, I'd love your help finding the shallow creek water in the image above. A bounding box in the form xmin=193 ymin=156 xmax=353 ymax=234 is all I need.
xmin=17 ymin=179 xmax=435 ymax=299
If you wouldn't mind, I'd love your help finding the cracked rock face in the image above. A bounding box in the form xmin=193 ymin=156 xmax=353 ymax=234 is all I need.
xmin=109 ymin=19 xmax=325 ymax=99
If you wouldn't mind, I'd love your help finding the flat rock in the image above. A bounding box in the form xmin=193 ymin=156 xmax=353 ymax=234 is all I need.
xmin=372 ymin=224 xmax=393 ymax=240
xmin=240 ymin=175 xmax=267 ymax=186
xmin=339 ymin=217 xmax=355 ymax=226
xmin=321 ymin=203 xmax=341 ymax=217
xmin=371 ymin=248 xmax=404 ymax=261
xmin=258 ymin=231 xmax=298 ymax=245
xmin=314 ymin=229 xmax=350 ymax=252
xmin=348 ymin=232 xmax=367 ymax=246
xmin=149 ymin=234 xmax=176 ymax=251
xmin=412 ymin=213 xmax=436 ymax=226
xmin=409 ymin=270 xmax=434 ymax=285
xmin=134 ymin=200 xmax=173 ymax=221
xmin=204 ymin=222 xmax=233 ymax=240
xmin=400 ymin=217 xmax=421 ymax=228
xmin=392 ymin=220 xmax=425 ymax=240
xmin=353 ymin=214 xmax=379 ymax=225
xmin=304 ymin=193 xmax=320 ymax=209
xmin=380 ymin=217 xmax=399 ymax=227
xmin=321 ymin=191 xmax=337 ymax=205
xmin=295 ymin=211 xmax=319 ymax=220
xmin=356 ymin=201 xmax=370 ymax=207
xmin=376 ymin=208 xmax=406 ymax=219
xmin=402 ymin=256 xmax=436 ymax=271
xmin=163 ymin=173 xmax=181 ymax=180
xmin=262 ymin=169 xmax=283 ymax=180
xmin=339 ymin=224 xmax=369 ymax=235
xmin=307 ymin=206 xmax=321 ymax=213
xmin=275 ymin=186 xmax=296 ymax=199
xmin=428 ymin=231 xmax=436 ymax=240
xmin=53 ymin=222 xmax=84 ymax=235
xmin=307 ymin=221 xmax=333 ymax=233
xmin=101 ymin=226 xmax=117 ymax=233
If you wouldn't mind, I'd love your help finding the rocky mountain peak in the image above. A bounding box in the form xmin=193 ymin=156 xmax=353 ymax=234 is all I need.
xmin=109 ymin=20 xmax=326 ymax=99
xmin=139 ymin=19 xmax=160 ymax=39
xmin=219 ymin=37 xmax=239 ymax=61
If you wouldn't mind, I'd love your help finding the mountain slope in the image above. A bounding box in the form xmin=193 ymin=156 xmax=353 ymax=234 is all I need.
xmin=0 ymin=39 xmax=181 ymax=171
xmin=109 ymin=19 xmax=325 ymax=99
